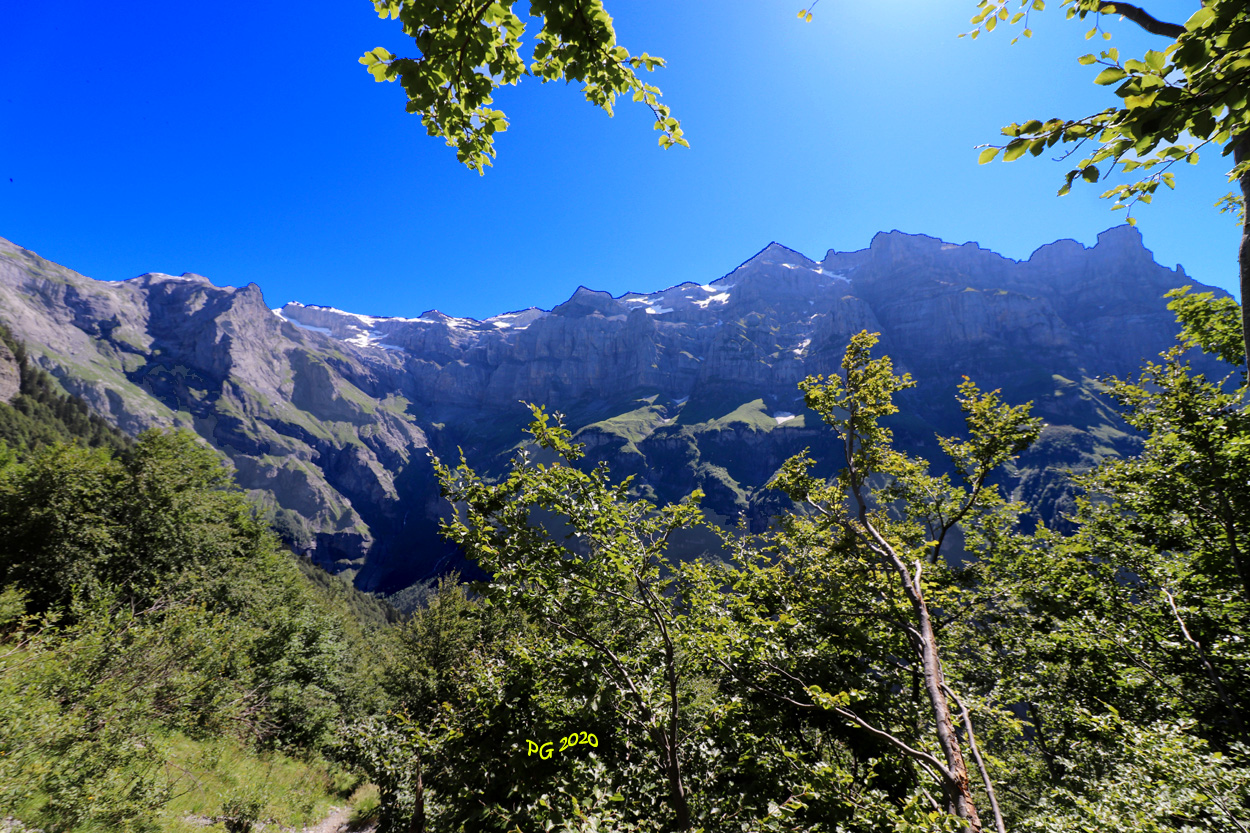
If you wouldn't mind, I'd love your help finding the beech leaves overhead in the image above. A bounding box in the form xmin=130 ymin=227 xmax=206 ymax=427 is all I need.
xmin=361 ymin=0 xmax=686 ymax=173
xmin=969 ymin=0 xmax=1250 ymax=223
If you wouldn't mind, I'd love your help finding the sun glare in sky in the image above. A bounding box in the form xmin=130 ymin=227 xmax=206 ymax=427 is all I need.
xmin=0 ymin=0 xmax=1237 ymax=320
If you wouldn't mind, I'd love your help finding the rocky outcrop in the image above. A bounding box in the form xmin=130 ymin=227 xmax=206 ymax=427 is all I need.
xmin=0 ymin=339 xmax=19 ymax=403
xmin=0 ymin=226 xmax=1229 ymax=592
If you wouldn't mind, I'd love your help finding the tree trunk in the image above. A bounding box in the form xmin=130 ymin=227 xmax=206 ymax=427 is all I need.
xmin=865 ymin=517 xmax=984 ymax=831
xmin=410 ymin=745 xmax=426 ymax=833
xmin=1237 ymin=136 xmax=1250 ymax=381
xmin=666 ymin=743 xmax=691 ymax=831
xmin=649 ymin=723 xmax=691 ymax=831
xmin=914 ymin=592 xmax=983 ymax=831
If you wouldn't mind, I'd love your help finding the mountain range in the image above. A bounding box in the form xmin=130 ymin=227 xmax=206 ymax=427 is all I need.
xmin=0 ymin=226 xmax=1226 ymax=594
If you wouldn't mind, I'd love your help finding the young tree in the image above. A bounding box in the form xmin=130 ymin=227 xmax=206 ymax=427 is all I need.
xmin=436 ymin=408 xmax=705 ymax=829
xmin=967 ymin=0 xmax=1250 ymax=373
xmin=683 ymin=331 xmax=1042 ymax=833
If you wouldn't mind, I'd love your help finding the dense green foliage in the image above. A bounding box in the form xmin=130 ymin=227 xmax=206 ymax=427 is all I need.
xmin=0 ymin=421 xmax=381 ymax=829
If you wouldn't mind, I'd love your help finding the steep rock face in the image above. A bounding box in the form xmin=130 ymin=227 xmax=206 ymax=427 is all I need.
xmin=0 ymin=226 xmax=1230 ymax=592
xmin=0 ymin=339 xmax=19 ymax=403
xmin=0 ymin=239 xmax=434 ymax=585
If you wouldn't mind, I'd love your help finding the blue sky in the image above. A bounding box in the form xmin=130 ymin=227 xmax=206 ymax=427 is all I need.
xmin=1 ymin=0 xmax=1234 ymax=321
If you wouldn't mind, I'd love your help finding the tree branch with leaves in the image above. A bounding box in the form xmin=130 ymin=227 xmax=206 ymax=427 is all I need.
xmin=966 ymin=0 xmax=1250 ymax=373
xmin=361 ymin=0 xmax=686 ymax=173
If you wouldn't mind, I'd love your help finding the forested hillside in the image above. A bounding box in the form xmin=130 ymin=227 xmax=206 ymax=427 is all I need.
xmin=0 ymin=322 xmax=129 ymax=453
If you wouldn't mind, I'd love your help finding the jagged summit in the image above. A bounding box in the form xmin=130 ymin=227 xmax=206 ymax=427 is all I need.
xmin=1025 ymin=223 xmax=1149 ymax=261
xmin=127 ymin=271 xmax=218 ymax=286
xmin=553 ymin=287 xmax=623 ymax=318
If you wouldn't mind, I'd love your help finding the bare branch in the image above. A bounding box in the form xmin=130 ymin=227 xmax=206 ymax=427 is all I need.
xmin=1095 ymin=2 xmax=1184 ymax=38
xmin=944 ymin=684 xmax=1007 ymax=833
xmin=708 ymin=654 xmax=819 ymax=711
xmin=1211 ymin=794 xmax=1250 ymax=833
xmin=1161 ymin=586 xmax=1245 ymax=734
xmin=831 ymin=704 xmax=956 ymax=782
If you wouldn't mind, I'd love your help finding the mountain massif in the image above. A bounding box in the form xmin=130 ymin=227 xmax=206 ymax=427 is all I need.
xmin=0 ymin=226 xmax=1226 ymax=594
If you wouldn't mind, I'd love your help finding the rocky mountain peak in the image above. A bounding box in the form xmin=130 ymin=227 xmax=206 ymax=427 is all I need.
xmin=752 ymin=242 xmax=815 ymax=266
xmin=552 ymin=287 xmax=626 ymax=318
xmin=127 ymin=271 xmax=215 ymax=288
xmin=1095 ymin=222 xmax=1145 ymax=249
xmin=1026 ymin=223 xmax=1152 ymax=267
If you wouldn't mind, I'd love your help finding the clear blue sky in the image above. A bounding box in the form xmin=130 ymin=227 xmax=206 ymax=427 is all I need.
xmin=1 ymin=1 xmax=1235 ymax=321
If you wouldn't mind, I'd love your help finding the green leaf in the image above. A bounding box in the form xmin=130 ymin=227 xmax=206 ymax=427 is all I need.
xmin=1003 ymin=139 xmax=1029 ymax=162
xmin=1185 ymin=6 xmax=1215 ymax=29
xmin=978 ymin=147 xmax=1001 ymax=164
xmin=1094 ymin=67 xmax=1128 ymax=85
xmin=1078 ymin=54 xmax=1098 ymax=65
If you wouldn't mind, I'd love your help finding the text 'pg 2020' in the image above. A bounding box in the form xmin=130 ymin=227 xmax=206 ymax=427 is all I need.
xmin=526 ymin=731 xmax=599 ymax=759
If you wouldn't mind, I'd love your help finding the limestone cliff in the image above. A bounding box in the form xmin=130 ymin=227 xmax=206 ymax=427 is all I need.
xmin=0 ymin=226 xmax=1228 ymax=592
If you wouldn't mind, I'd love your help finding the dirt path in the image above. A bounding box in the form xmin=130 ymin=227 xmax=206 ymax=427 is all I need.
xmin=181 ymin=805 xmax=375 ymax=833
xmin=300 ymin=805 xmax=355 ymax=833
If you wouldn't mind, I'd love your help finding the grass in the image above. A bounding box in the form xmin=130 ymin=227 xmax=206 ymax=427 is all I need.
xmin=706 ymin=399 xmax=776 ymax=432
xmin=378 ymin=393 xmax=414 ymax=420
xmin=579 ymin=404 xmax=668 ymax=449
xmin=1 ymin=727 xmax=365 ymax=833
xmin=332 ymin=376 xmax=382 ymax=417
xmin=346 ymin=783 xmax=380 ymax=829
xmin=156 ymin=731 xmax=361 ymax=832
xmin=33 ymin=345 xmax=178 ymax=424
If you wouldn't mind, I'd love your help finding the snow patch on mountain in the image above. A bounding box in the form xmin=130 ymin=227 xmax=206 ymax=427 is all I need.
xmin=694 ymin=292 xmax=731 ymax=309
